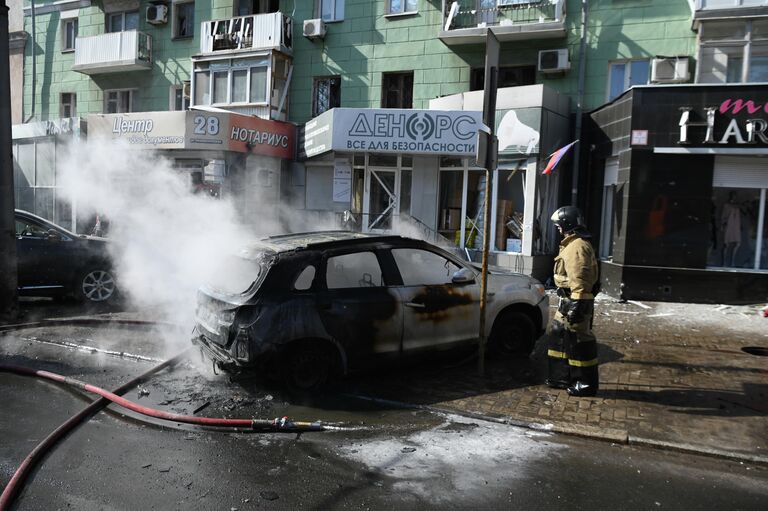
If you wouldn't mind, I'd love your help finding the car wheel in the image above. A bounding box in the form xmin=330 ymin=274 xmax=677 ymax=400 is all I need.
xmin=489 ymin=310 xmax=536 ymax=357
xmin=77 ymin=269 xmax=117 ymax=303
xmin=283 ymin=342 xmax=334 ymax=391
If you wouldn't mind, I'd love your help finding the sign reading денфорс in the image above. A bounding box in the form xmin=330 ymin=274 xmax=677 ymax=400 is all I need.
xmin=87 ymin=111 xmax=294 ymax=159
xmin=299 ymin=108 xmax=484 ymax=159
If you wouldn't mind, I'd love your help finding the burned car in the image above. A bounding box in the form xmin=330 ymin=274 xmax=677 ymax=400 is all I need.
xmin=192 ymin=232 xmax=548 ymax=388
xmin=15 ymin=209 xmax=117 ymax=303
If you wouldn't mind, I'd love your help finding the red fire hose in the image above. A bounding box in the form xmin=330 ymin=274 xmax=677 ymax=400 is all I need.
xmin=0 ymin=358 xmax=326 ymax=510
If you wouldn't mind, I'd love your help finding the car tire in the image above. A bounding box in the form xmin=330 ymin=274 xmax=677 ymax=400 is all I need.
xmin=76 ymin=268 xmax=118 ymax=304
xmin=489 ymin=310 xmax=536 ymax=357
xmin=283 ymin=342 xmax=335 ymax=391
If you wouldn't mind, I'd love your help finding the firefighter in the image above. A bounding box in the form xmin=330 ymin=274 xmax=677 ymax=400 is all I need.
xmin=546 ymin=206 xmax=600 ymax=397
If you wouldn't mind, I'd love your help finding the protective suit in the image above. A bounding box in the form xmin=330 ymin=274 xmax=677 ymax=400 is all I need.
xmin=546 ymin=206 xmax=600 ymax=397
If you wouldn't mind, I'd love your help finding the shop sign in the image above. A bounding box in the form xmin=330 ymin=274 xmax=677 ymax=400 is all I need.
xmin=300 ymin=109 xmax=484 ymax=158
xmin=678 ymin=98 xmax=768 ymax=146
xmin=495 ymin=108 xmax=541 ymax=156
xmin=88 ymin=111 xmax=295 ymax=158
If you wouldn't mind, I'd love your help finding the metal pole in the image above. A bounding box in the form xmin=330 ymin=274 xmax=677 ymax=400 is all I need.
xmin=0 ymin=0 xmax=18 ymax=322
xmin=478 ymin=29 xmax=499 ymax=376
xmin=571 ymin=0 xmax=589 ymax=206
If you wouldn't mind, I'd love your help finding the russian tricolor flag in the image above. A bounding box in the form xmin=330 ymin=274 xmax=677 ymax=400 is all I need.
xmin=542 ymin=140 xmax=579 ymax=175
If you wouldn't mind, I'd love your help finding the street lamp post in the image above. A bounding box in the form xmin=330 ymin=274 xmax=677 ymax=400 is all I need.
xmin=0 ymin=0 xmax=18 ymax=322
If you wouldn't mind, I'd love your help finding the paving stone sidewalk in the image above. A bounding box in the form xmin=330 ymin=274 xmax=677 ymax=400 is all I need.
xmin=350 ymin=295 xmax=768 ymax=464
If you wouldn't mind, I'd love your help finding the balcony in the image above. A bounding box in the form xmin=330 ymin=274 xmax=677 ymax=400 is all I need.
xmin=199 ymin=12 xmax=293 ymax=56
xmin=439 ymin=0 xmax=566 ymax=46
xmin=72 ymin=31 xmax=152 ymax=75
xmin=693 ymin=0 xmax=768 ymax=21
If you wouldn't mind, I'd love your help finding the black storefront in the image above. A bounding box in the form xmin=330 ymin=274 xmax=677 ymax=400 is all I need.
xmin=586 ymin=84 xmax=768 ymax=304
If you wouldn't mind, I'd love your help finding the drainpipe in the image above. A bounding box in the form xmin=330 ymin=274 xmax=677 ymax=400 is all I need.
xmin=571 ymin=0 xmax=589 ymax=206
xmin=24 ymin=0 xmax=35 ymax=123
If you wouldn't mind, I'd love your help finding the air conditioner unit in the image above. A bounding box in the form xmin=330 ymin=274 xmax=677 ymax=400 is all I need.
xmin=146 ymin=4 xmax=168 ymax=25
xmin=651 ymin=57 xmax=690 ymax=83
xmin=303 ymin=18 xmax=326 ymax=39
xmin=538 ymin=49 xmax=570 ymax=73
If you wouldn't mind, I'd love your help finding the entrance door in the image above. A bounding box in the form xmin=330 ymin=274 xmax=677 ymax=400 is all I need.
xmin=363 ymin=168 xmax=399 ymax=232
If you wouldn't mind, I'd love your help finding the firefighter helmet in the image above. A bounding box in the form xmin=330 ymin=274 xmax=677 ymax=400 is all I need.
xmin=550 ymin=206 xmax=585 ymax=234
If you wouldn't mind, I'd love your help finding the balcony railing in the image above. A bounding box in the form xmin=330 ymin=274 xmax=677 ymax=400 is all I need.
xmin=72 ymin=30 xmax=152 ymax=75
xmin=200 ymin=12 xmax=293 ymax=55
xmin=440 ymin=0 xmax=566 ymax=45
xmin=693 ymin=0 xmax=768 ymax=21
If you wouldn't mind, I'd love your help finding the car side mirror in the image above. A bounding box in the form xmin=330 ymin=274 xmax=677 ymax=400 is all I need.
xmin=452 ymin=267 xmax=475 ymax=285
xmin=47 ymin=229 xmax=62 ymax=241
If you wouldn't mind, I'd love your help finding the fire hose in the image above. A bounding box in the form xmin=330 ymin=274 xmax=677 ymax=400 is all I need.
xmin=0 ymin=336 xmax=329 ymax=510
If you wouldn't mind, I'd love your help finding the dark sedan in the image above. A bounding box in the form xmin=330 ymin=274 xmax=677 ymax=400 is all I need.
xmin=14 ymin=209 xmax=117 ymax=303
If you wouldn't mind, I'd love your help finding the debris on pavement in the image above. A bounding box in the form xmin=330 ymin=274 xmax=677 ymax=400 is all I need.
xmin=627 ymin=300 xmax=651 ymax=309
xmin=259 ymin=491 xmax=279 ymax=501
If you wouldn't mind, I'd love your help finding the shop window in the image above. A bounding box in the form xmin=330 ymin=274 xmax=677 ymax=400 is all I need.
xmin=173 ymin=1 xmax=195 ymax=39
xmin=698 ymin=19 xmax=768 ymax=83
xmin=382 ymin=72 xmax=413 ymax=109
xmin=312 ymin=76 xmax=341 ymax=117
xmin=104 ymin=89 xmax=134 ymax=113
xmin=607 ymin=60 xmax=649 ymax=101
xmin=494 ymin=169 xmax=525 ymax=252
xmin=171 ymin=82 xmax=191 ymax=111
xmin=470 ymin=66 xmax=536 ymax=91
xmin=60 ymin=93 xmax=77 ymax=118
xmin=391 ymin=248 xmax=460 ymax=286
xmin=400 ymin=169 xmax=412 ymax=216
xmin=106 ymin=10 xmax=139 ymax=32
xmin=61 ymin=18 xmax=78 ymax=52
xmin=438 ymin=170 xmax=464 ymax=241
xmin=387 ymin=0 xmax=417 ymax=15
xmin=317 ymin=0 xmax=344 ymax=22
xmin=326 ymin=252 xmax=383 ymax=289
xmin=709 ymin=188 xmax=768 ymax=270
xmin=600 ymin=158 xmax=619 ymax=260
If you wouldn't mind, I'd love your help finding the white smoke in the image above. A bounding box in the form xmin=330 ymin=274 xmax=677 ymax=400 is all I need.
xmin=57 ymin=139 xmax=258 ymax=350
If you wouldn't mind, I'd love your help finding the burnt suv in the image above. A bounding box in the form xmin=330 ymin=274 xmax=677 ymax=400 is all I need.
xmin=192 ymin=232 xmax=548 ymax=388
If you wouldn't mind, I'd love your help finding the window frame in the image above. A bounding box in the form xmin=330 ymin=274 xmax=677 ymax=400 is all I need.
xmin=61 ymin=18 xmax=78 ymax=52
xmin=316 ymin=0 xmax=345 ymax=22
xmin=60 ymin=92 xmax=77 ymax=118
xmin=312 ymin=75 xmax=341 ymax=117
xmin=172 ymin=1 xmax=195 ymax=40
xmin=606 ymin=59 xmax=650 ymax=101
xmin=192 ymin=58 xmax=270 ymax=107
xmin=104 ymin=89 xmax=135 ymax=114
xmin=386 ymin=0 xmax=418 ymax=15
xmin=697 ymin=19 xmax=768 ymax=84
xmin=381 ymin=71 xmax=414 ymax=109
xmin=170 ymin=82 xmax=190 ymax=111
xmin=106 ymin=10 xmax=139 ymax=33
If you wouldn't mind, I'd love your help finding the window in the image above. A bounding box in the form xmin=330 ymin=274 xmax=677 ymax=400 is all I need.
xmin=173 ymin=2 xmax=195 ymax=39
xmin=387 ymin=0 xmax=417 ymax=15
xmin=607 ymin=60 xmax=649 ymax=101
xmin=382 ymin=71 xmax=413 ymax=109
xmin=391 ymin=248 xmax=461 ymax=286
xmin=698 ymin=19 xmax=768 ymax=83
xmin=317 ymin=0 xmax=344 ymax=21
xmin=104 ymin=90 xmax=134 ymax=113
xmin=192 ymin=59 xmax=269 ymax=106
xmin=470 ymin=65 xmax=535 ymax=91
xmin=312 ymin=76 xmax=341 ymax=117
xmin=326 ymin=252 xmax=384 ymax=289
xmin=62 ymin=18 xmax=78 ymax=51
xmin=170 ymin=82 xmax=190 ymax=111
xmin=293 ymin=265 xmax=316 ymax=291
xmin=237 ymin=0 xmax=280 ymax=16
xmin=106 ymin=10 xmax=139 ymax=32
xmin=60 ymin=93 xmax=77 ymax=118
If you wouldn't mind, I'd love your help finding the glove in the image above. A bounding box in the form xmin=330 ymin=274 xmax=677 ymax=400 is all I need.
xmin=565 ymin=299 xmax=588 ymax=324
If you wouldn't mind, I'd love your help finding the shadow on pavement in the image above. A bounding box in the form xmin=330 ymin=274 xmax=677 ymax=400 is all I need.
xmin=605 ymin=383 xmax=768 ymax=417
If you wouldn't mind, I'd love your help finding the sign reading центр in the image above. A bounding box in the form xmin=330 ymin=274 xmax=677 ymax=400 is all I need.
xmin=87 ymin=111 xmax=294 ymax=159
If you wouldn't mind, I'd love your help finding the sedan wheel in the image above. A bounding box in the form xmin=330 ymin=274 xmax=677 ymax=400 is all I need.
xmin=284 ymin=343 xmax=333 ymax=391
xmin=489 ymin=310 xmax=536 ymax=357
xmin=79 ymin=270 xmax=117 ymax=303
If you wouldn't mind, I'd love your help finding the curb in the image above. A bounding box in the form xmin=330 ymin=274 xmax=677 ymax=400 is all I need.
xmin=348 ymin=393 xmax=768 ymax=467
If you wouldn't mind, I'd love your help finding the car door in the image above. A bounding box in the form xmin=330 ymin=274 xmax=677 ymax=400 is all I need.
xmin=316 ymin=249 xmax=403 ymax=367
xmin=390 ymin=247 xmax=481 ymax=353
xmin=15 ymin=215 xmax=75 ymax=289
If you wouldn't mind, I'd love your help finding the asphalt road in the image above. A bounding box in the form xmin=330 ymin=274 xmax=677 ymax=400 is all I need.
xmin=1 ymin=323 xmax=767 ymax=510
